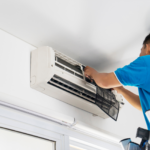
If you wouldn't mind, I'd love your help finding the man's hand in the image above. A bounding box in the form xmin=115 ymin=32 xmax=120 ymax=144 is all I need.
xmin=84 ymin=66 xmax=99 ymax=80
xmin=84 ymin=66 xmax=121 ymax=88
xmin=113 ymin=86 xmax=142 ymax=111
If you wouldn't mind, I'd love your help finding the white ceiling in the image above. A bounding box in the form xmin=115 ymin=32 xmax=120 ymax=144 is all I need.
xmin=0 ymin=0 xmax=150 ymax=71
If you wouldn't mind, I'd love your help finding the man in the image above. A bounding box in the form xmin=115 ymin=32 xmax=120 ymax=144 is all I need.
xmin=84 ymin=34 xmax=150 ymax=130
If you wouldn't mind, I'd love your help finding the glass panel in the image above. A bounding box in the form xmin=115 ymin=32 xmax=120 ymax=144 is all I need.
xmin=0 ymin=127 xmax=55 ymax=150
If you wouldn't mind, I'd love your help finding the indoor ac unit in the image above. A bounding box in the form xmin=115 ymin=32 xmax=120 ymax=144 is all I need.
xmin=30 ymin=46 xmax=124 ymax=119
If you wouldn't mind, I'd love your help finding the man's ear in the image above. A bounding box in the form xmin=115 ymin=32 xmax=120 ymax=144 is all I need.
xmin=146 ymin=44 xmax=150 ymax=55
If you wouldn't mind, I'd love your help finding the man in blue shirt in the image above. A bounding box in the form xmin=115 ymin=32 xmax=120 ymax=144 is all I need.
xmin=84 ymin=34 xmax=150 ymax=129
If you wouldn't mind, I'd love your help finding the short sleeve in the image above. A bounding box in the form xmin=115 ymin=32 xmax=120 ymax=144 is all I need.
xmin=114 ymin=57 xmax=148 ymax=87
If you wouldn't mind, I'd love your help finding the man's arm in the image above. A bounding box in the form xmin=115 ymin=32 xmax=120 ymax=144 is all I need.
xmin=84 ymin=66 xmax=142 ymax=111
xmin=114 ymin=86 xmax=142 ymax=111
xmin=84 ymin=66 xmax=122 ymax=88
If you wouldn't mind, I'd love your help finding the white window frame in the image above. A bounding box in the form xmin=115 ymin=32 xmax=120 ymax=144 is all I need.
xmin=0 ymin=104 xmax=121 ymax=150
xmin=0 ymin=126 xmax=56 ymax=150
xmin=0 ymin=105 xmax=69 ymax=150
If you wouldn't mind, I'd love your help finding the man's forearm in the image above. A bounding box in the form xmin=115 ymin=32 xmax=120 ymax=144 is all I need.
xmin=92 ymin=72 xmax=122 ymax=89
xmin=84 ymin=66 xmax=122 ymax=88
xmin=119 ymin=88 xmax=142 ymax=111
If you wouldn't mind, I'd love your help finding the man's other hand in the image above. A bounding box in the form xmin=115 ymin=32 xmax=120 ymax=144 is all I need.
xmin=113 ymin=86 xmax=125 ymax=94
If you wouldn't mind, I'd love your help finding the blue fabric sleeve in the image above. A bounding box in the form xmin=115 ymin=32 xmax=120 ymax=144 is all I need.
xmin=114 ymin=57 xmax=148 ymax=87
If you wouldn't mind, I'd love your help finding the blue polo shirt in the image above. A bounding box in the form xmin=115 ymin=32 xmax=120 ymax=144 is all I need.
xmin=114 ymin=55 xmax=150 ymax=130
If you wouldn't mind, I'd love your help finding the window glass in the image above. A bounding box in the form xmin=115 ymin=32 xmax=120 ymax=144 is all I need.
xmin=0 ymin=127 xmax=55 ymax=150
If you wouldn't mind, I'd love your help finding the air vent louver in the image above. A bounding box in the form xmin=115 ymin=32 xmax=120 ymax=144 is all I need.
xmin=75 ymin=73 xmax=83 ymax=79
xmin=55 ymin=57 xmax=85 ymax=80
xmin=55 ymin=63 xmax=64 ymax=70
xmin=56 ymin=57 xmax=82 ymax=74
xmin=48 ymin=75 xmax=96 ymax=103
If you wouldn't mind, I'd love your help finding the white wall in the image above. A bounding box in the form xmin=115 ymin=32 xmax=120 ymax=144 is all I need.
xmin=0 ymin=29 xmax=146 ymax=144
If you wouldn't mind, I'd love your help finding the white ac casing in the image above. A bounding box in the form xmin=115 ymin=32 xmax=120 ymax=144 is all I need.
xmin=30 ymin=46 xmax=124 ymax=119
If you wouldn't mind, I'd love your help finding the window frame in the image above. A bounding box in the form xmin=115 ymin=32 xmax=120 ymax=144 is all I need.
xmin=0 ymin=126 xmax=56 ymax=150
xmin=0 ymin=104 xmax=121 ymax=150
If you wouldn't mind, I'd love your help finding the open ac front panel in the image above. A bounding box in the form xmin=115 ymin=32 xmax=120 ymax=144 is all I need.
xmin=30 ymin=46 xmax=124 ymax=119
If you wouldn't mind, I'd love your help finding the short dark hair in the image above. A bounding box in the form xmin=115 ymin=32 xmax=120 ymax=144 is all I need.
xmin=143 ymin=33 xmax=150 ymax=45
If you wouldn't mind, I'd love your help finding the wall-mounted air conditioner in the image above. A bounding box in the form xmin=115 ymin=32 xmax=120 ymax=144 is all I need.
xmin=30 ymin=46 xmax=124 ymax=120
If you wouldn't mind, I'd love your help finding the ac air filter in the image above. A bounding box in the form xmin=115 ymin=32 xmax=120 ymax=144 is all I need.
xmin=95 ymin=86 xmax=120 ymax=121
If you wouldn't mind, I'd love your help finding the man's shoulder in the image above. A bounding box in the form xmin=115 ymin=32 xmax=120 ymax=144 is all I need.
xmin=128 ymin=56 xmax=150 ymax=68
xmin=142 ymin=55 xmax=150 ymax=59
xmin=141 ymin=55 xmax=150 ymax=66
